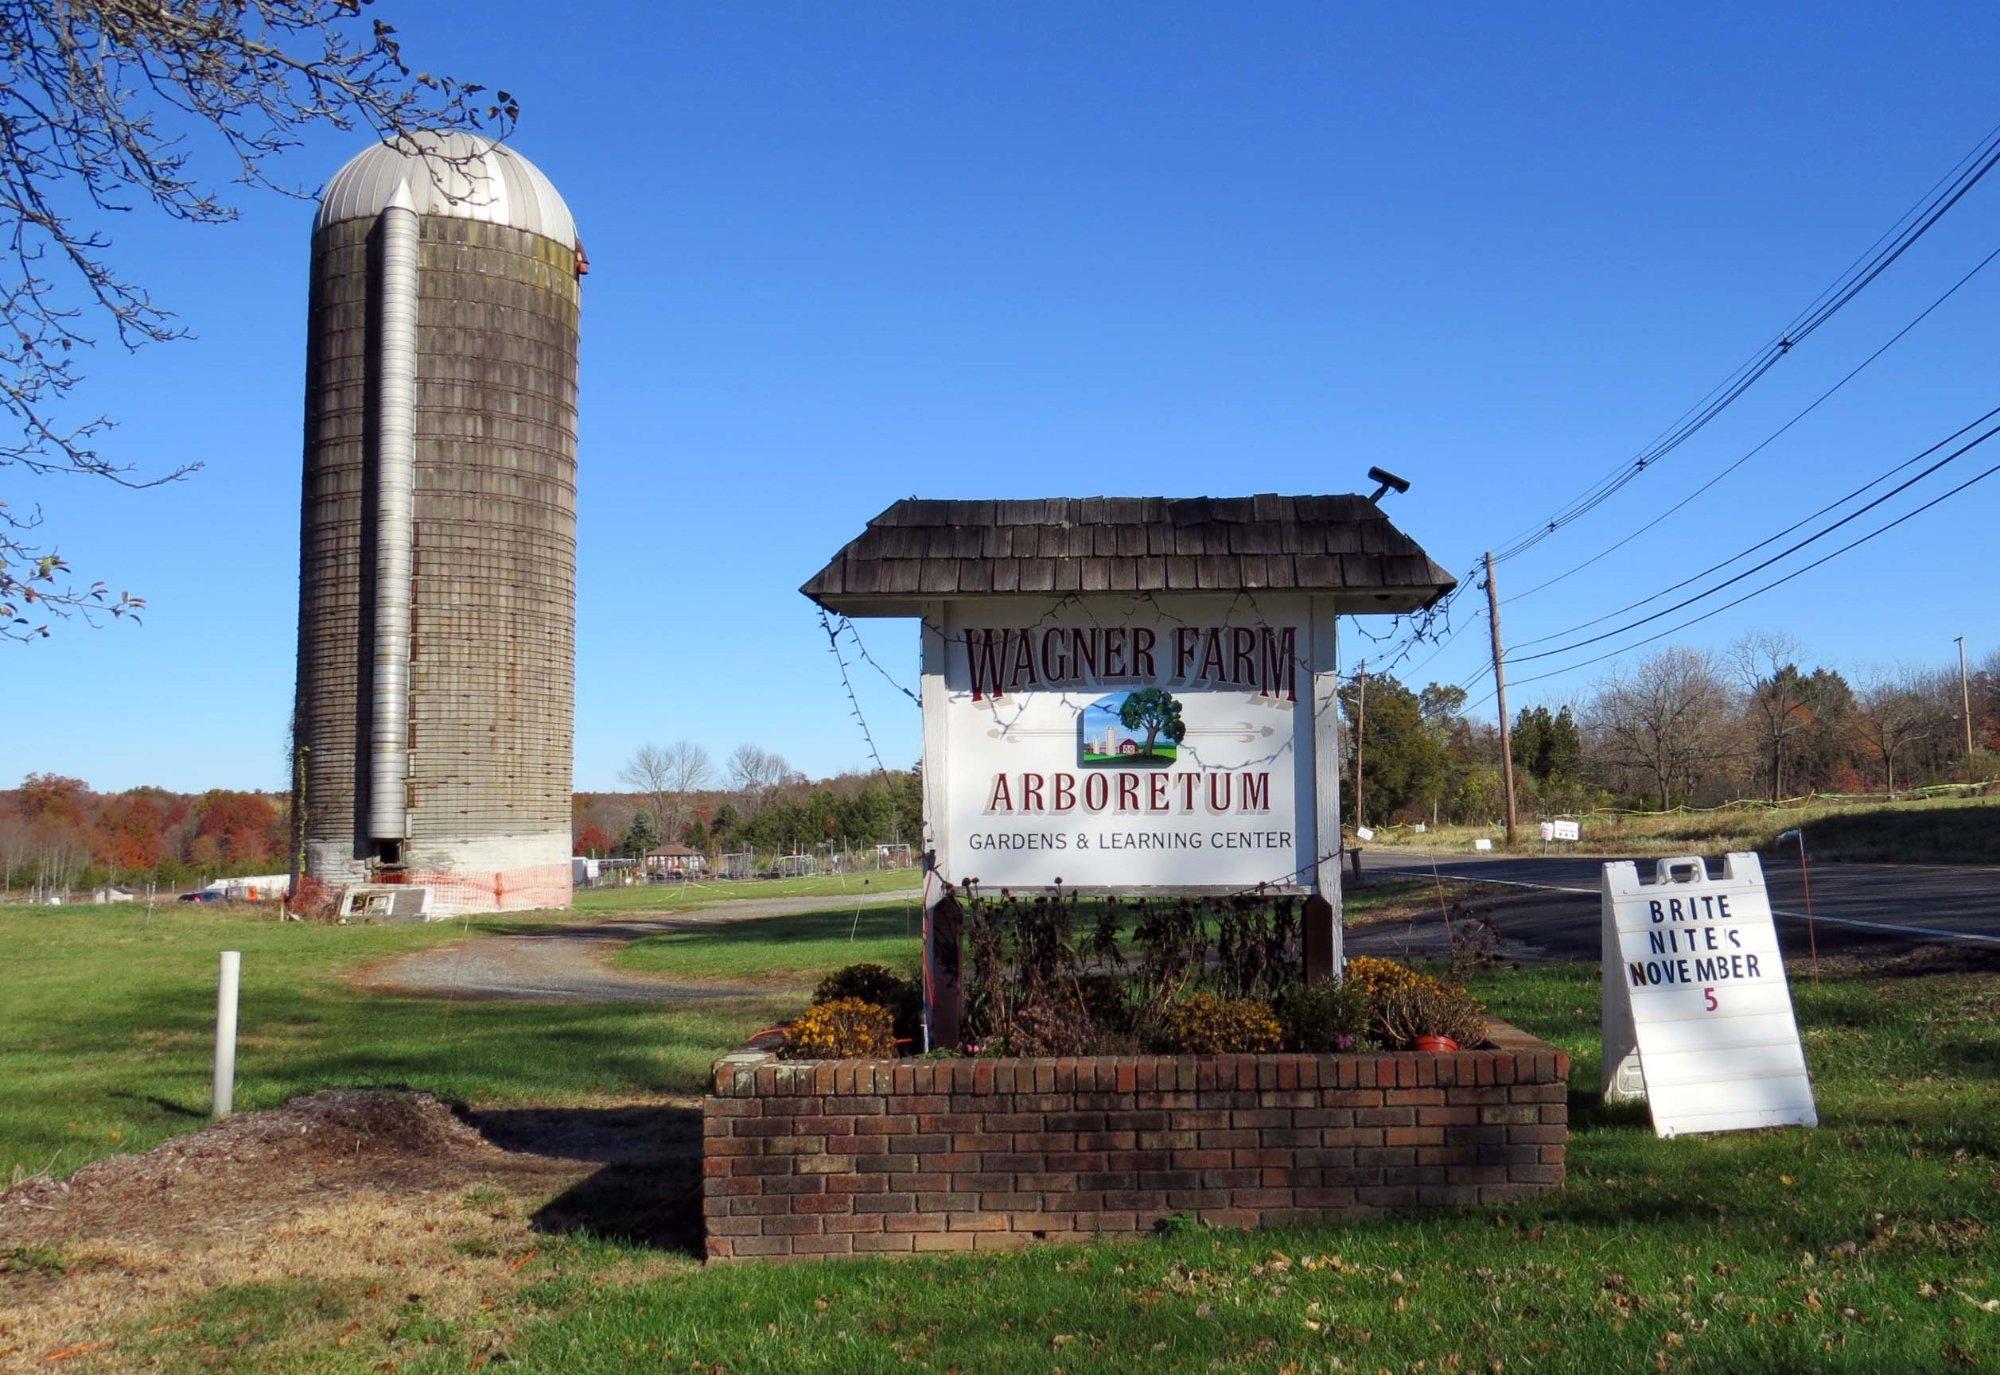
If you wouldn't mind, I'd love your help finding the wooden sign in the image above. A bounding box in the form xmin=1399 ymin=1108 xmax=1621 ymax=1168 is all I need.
xmin=1601 ymin=853 xmax=1816 ymax=1137
xmin=930 ymin=596 xmax=1327 ymax=893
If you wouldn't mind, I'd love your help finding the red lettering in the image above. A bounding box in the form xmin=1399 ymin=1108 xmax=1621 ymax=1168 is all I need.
xmin=967 ymin=628 xmax=1007 ymax=700
xmin=1083 ymin=772 xmax=1109 ymax=809
xmin=1149 ymin=773 xmax=1171 ymax=809
xmin=1008 ymin=632 xmax=1039 ymax=690
xmin=1262 ymin=627 xmax=1297 ymax=701
xmin=1021 ymin=773 xmax=1045 ymax=811
xmin=986 ymin=774 xmax=1014 ymax=811
xmin=1051 ymin=773 xmax=1076 ymax=812
xmin=1241 ymin=772 xmax=1270 ymax=810
xmin=1174 ymin=627 xmax=1197 ymax=678
xmin=1198 ymin=628 xmax=1227 ymax=682
xmin=1070 ymin=627 xmax=1098 ymax=680
xmin=1232 ymin=627 xmax=1255 ymax=687
xmin=1132 ymin=627 xmax=1157 ymax=679
xmin=1117 ymin=773 xmax=1140 ymax=811
xmin=1041 ymin=628 xmax=1068 ymax=683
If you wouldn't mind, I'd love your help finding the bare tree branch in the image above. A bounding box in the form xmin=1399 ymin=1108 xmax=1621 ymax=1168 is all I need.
xmin=1 ymin=0 xmax=515 ymax=641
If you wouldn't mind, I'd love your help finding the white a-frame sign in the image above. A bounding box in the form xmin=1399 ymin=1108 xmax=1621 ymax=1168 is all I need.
xmin=1601 ymin=853 xmax=1817 ymax=1138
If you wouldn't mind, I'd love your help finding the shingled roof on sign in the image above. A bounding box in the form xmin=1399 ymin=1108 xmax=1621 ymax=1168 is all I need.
xmin=802 ymin=495 xmax=1456 ymax=616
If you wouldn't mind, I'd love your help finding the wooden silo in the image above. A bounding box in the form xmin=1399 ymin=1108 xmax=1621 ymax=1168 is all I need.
xmin=292 ymin=134 xmax=580 ymax=916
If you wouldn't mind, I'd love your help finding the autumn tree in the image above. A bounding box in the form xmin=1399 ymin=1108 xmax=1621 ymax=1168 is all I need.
xmin=1584 ymin=647 xmax=1739 ymax=810
xmin=1856 ymin=675 xmax=1940 ymax=796
xmin=2 ymin=0 xmax=513 ymax=640
xmin=727 ymin=744 xmax=795 ymax=797
xmin=620 ymin=741 xmax=712 ymax=843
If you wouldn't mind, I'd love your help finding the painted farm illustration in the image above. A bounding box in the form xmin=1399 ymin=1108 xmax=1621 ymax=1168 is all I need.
xmin=1078 ymin=688 xmax=1187 ymax=767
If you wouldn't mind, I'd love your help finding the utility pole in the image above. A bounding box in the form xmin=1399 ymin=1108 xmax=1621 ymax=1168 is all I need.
xmin=1485 ymin=552 xmax=1519 ymax=847
xmin=1958 ymin=635 xmax=1975 ymax=762
xmin=1353 ymin=659 xmax=1367 ymax=833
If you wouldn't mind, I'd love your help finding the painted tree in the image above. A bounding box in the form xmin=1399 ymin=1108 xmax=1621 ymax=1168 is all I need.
xmin=1118 ymin=689 xmax=1187 ymax=760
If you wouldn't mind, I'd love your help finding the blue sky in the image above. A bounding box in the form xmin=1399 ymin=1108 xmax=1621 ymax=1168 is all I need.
xmin=6 ymin=2 xmax=1999 ymax=792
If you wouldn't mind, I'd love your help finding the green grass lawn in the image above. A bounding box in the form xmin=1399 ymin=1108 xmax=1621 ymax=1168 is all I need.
xmin=571 ymin=867 xmax=921 ymax=914
xmin=1366 ymin=790 xmax=2000 ymax=864
xmin=6 ymin=896 xmax=1997 ymax=1373
xmin=615 ymin=900 xmax=923 ymax=984
xmin=105 ymin=959 xmax=2000 ymax=1375
xmin=0 ymin=902 xmax=795 ymax=1184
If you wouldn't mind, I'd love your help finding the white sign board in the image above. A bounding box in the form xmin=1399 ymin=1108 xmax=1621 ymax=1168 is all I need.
xmin=1551 ymin=819 xmax=1581 ymax=842
xmin=1601 ymin=853 xmax=1816 ymax=1137
xmin=1473 ymin=838 xmax=1492 ymax=852
xmin=938 ymin=596 xmax=1316 ymax=890
xmin=1355 ymin=826 xmax=1375 ymax=842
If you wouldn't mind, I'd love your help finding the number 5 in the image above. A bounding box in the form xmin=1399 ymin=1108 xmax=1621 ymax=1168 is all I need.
xmin=1703 ymin=986 xmax=1718 ymax=1012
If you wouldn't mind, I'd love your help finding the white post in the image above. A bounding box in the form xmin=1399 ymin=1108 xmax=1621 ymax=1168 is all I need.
xmin=1308 ymin=597 xmax=1344 ymax=974
xmin=918 ymin=601 xmax=953 ymax=1048
xmin=213 ymin=949 xmax=241 ymax=1119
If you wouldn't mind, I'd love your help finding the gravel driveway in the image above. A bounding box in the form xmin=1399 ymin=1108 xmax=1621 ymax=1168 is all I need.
xmin=361 ymin=891 xmax=917 ymax=1003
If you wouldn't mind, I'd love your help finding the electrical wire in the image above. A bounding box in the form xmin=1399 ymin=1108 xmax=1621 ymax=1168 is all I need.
xmin=1469 ymin=433 xmax=2000 ymax=704
xmin=1502 ymin=239 xmax=2000 ymax=606
xmin=1508 ymin=410 xmax=2000 ymax=665
xmin=1483 ymin=121 xmax=2000 ymax=565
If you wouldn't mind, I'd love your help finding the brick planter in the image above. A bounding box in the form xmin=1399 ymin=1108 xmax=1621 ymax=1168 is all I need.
xmin=702 ymin=1022 xmax=1569 ymax=1262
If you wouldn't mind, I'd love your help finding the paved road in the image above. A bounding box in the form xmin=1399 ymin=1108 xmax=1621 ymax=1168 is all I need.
xmin=362 ymin=891 xmax=918 ymax=1003
xmin=1359 ymin=848 xmax=2000 ymax=962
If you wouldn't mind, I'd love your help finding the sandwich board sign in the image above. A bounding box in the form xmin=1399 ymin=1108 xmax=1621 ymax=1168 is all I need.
xmin=1601 ymin=852 xmax=1816 ymax=1137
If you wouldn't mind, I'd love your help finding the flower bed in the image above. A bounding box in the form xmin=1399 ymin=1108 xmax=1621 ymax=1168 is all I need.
xmin=702 ymin=1022 xmax=1569 ymax=1262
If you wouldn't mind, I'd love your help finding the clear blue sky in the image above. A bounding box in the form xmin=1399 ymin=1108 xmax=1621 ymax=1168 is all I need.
xmin=7 ymin=2 xmax=1998 ymax=793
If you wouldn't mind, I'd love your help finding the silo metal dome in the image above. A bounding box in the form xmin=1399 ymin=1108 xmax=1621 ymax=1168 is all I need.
xmin=292 ymin=133 xmax=582 ymax=917
xmin=315 ymin=131 xmax=577 ymax=244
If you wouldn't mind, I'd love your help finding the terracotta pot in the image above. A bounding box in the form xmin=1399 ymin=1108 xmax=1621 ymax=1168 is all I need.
xmin=1414 ymin=1034 xmax=1460 ymax=1053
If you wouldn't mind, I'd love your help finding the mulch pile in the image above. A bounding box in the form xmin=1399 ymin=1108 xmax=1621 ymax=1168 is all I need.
xmin=0 ymin=1091 xmax=506 ymax=1249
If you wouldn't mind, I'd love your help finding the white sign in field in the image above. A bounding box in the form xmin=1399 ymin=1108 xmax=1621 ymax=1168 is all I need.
xmin=933 ymin=596 xmax=1320 ymax=890
xmin=1550 ymin=819 xmax=1581 ymax=842
xmin=1601 ymin=853 xmax=1817 ymax=1138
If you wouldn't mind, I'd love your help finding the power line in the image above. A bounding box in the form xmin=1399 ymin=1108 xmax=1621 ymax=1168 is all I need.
xmin=1509 ymin=410 xmax=2000 ymax=665
xmin=1502 ymin=239 xmax=2000 ymax=606
xmin=1470 ymin=431 xmax=2000 ymax=705
xmin=1511 ymin=404 xmax=2000 ymax=652
xmin=1484 ymin=121 xmax=2000 ymax=566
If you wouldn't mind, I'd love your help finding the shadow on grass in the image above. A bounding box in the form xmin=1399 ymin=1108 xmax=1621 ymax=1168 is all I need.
xmin=462 ymin=1104 xmax=705 ymax=1257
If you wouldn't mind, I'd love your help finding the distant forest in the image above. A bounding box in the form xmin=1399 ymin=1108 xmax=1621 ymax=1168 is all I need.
xmin=7 ymin=635 xmax=1991 ymax=894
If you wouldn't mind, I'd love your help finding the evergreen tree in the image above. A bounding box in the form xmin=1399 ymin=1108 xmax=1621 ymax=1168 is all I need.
xmin=622 ymin=809 xmax=660 ymax=858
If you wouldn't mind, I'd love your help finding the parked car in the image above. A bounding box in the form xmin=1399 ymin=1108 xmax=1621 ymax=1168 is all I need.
xmin=178 ymin=890 xmax=227 ymax=904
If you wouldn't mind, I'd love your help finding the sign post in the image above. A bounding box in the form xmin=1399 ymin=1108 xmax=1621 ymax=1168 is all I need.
xmin=1601 ymin=853 xmax=1816 ymax=1137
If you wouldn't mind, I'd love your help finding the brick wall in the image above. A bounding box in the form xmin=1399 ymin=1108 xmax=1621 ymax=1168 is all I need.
xmin=703 ymin=1022 xmax=1569 ymax=1262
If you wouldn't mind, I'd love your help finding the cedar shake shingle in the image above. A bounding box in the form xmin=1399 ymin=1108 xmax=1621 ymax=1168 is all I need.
xmin=802 ymin=494 xmax=1455 ymax=615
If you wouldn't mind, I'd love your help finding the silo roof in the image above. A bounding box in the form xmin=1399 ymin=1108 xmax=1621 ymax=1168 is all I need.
xmin=316 ymin=131 xmax=576 ymax=244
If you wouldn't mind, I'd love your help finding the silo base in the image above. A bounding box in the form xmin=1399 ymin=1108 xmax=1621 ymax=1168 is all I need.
xmin=300 ymin=831 xmax=573 ymax=918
